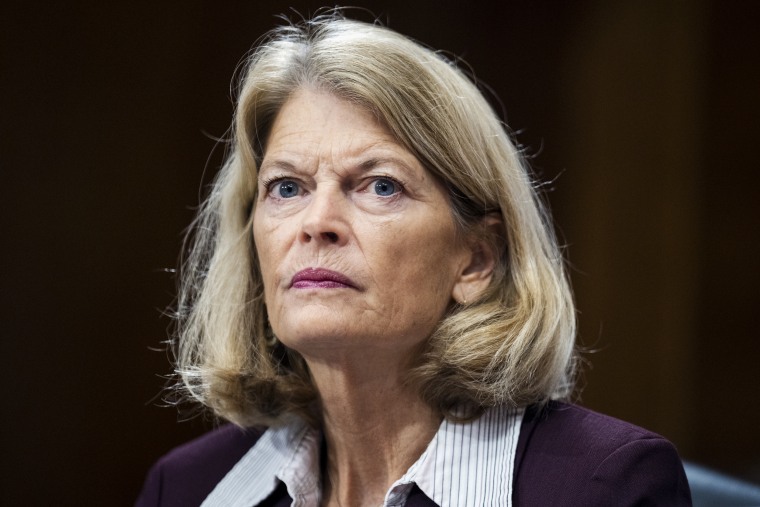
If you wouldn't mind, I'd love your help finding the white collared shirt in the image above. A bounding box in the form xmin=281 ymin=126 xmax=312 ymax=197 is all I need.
xmin=202 ymin=405 xmax=524 ymax=507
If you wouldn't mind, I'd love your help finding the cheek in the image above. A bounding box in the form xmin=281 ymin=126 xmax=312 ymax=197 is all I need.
xmin=253 ymin=210 xmax=285 ymax=261
xmin=252 ymin=219 xmax=281 ymax=299
xmin=370 ymin=220 xmax=461 ymax=298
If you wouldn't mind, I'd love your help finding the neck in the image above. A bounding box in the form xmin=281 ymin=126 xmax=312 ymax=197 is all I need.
xmin=304 ymin=356 xmax=441 ymax=507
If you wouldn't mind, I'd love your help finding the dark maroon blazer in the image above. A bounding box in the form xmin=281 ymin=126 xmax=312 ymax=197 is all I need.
xmin=136 ymin=402 xmax=691 ymax=506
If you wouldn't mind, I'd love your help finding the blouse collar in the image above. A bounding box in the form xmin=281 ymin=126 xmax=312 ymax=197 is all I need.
xmin=202 ymin=405 xmax=524 ymax=507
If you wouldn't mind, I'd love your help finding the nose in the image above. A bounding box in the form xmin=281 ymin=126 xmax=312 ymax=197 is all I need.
xmin=299 ymin=187 xmax=349 ymax=246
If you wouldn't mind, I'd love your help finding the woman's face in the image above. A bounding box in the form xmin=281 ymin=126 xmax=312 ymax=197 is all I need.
xmin=253 ymin=89 xmax=473 ymax=361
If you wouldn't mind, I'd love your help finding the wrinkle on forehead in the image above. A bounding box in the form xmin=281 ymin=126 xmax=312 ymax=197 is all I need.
xmin=259 ymin=89 xmax=428 ymax=184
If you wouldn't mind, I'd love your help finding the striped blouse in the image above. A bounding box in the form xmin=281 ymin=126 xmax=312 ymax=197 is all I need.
xmin=202 ymin=405 xmax=523 ymax=507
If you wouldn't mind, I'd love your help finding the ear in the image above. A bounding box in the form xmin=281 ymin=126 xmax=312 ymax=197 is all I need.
xmin=452 ymin=213 xmax=503 ymax=305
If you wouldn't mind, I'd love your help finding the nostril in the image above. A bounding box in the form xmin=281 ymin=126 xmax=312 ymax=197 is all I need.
xmin=323 ymin=232 xmax=339 ymax=243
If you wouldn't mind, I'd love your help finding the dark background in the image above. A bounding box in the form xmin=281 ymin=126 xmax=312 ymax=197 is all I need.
xmin=2 ymin=1 xmax=758 ymax=504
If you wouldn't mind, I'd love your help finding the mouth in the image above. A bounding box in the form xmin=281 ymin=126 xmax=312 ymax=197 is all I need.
xmin=290 ymin=268 xmax=357 ymax=289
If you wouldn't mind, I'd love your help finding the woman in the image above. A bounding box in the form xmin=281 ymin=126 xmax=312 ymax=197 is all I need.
xmin=138 ymin=13 xmax=691 ymax=507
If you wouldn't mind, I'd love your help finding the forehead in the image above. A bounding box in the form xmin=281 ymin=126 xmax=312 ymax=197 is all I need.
xmin=267 ymin=89 xmax=388 ymax=143
xmin=260 ymin=88 xmax=424 ymax=176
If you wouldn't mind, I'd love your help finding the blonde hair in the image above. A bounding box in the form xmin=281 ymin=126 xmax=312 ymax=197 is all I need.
xmin=173 ymin=12 xmax=577 ymax=427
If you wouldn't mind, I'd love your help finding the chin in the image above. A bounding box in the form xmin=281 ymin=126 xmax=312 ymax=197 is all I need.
xmin=273 ymin=312 xmax=356 ymax=347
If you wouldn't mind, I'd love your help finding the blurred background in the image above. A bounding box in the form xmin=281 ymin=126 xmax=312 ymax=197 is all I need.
xmin=2 ymin=1 xmax=758 ymax=504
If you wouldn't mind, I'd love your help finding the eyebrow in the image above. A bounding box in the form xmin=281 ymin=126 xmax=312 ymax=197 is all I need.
xmin=258 ymin=159 xmax=296 ymax=178
xmin=357 ymin=156 xmax=421 ymax=180
xmin=260 ymin=156 xmax=410 ymax=172
xmin=258 ymin=152 xmax=423 ymax=182
xmin=358 ymin=157 xmax=392 ymax=171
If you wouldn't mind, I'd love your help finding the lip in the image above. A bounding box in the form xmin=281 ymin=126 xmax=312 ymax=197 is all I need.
xmin=290 ymin=268 xmax=357 ymax=289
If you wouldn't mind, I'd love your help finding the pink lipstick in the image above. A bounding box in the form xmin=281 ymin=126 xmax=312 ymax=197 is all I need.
xmin=291 ymin=268 xmax=356 ymax=289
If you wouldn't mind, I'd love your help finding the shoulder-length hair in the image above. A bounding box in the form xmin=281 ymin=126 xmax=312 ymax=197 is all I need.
xmin=173 ymin=12 xmax=577 ymax=427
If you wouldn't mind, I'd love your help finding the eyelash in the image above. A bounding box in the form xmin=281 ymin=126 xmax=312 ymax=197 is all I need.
xmin=366 ymin=175 xmax=404 ymax=196
xmin=260 ymin=175 xmax=405 ymax=197
xmin=261 ymin=175 xmax=291 ymax=194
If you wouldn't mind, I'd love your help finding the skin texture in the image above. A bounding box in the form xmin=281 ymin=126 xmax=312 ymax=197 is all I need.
xmin=252 ymin=88 xmax=496 ymax=506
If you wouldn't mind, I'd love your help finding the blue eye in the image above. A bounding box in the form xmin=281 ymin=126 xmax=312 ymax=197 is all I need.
xmin=278 ymin=180 xmax=299 ymax=198
xmin=373 ymin=178 xmax=398 ymax=196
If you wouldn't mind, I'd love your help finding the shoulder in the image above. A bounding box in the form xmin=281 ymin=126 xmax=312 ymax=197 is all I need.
xmin=514 ymin=401 xmax=691 ymax=507
xmin=517 ymin=401 xmax=667 ymax=457
xmin=135 ymin=424 xmax=265 ymax=507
